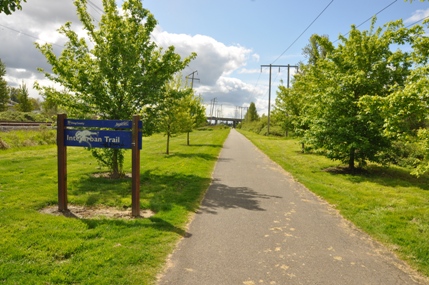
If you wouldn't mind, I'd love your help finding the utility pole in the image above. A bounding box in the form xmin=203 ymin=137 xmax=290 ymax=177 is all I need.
xmin=260 ymin=64 xmax=298 ymax=135
xmin=186 ymin=70 xmax=200 ymax=88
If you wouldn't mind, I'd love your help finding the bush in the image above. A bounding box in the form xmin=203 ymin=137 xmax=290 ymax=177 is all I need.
xmin=0 ymin=110 xmax=52 ymax=122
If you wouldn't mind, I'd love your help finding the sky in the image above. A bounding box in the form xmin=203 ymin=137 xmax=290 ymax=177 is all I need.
xmin=0 ymin=0 xmax=428 ymax=118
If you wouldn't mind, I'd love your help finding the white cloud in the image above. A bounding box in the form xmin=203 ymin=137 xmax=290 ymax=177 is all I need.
xmin=151 ymin=27 xmax=265 ymax=114
xmin=0 ymin=0 xmax=262 ymax=110
xmin=153 ymin=28 xmax=254 ymax=85
xmin=405 ymin=8 xmax=429 ymax=24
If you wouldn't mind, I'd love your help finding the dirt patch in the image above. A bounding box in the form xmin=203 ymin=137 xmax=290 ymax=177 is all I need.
xmin=91 ymin=172 xmax=132 ymax=179
xmin=40 ymin=205 xmax=155 ymax=219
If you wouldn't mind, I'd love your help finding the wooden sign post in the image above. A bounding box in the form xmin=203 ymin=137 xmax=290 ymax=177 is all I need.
xmin=57 ymin=114 xmax=142 ymax=217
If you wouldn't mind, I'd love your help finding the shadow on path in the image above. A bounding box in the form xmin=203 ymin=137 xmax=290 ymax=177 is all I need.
xmin=198 ymin=179 xmax=282 ymax=214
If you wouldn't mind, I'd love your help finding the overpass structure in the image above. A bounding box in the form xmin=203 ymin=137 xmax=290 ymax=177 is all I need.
xmin=206 ymin=116 xmax=243 ymax=127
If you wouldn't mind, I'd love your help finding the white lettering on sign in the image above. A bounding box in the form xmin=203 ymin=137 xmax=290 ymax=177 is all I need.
xmin=68 ymin=121 xmax=85 ymax=126
xmin=66 ymin=130 xmax=101 ymax=147
xmin=104 ymin=136 xmax=120 ymax=143
xmin=114 ymin=121 xmax=129 ymax=128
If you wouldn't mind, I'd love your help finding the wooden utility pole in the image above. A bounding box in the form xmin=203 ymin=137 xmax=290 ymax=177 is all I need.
xmin=260 ymin=64 xmax=298 ymax=135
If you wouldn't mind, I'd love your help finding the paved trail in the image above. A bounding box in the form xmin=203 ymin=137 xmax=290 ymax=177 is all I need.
xmin=158 ymin=129 xmax=427 ymax=285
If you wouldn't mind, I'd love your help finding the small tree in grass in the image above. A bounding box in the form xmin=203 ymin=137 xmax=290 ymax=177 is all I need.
xmin=182 ymin=93 xmax=206 ymax=146
xmin=35 ymin=0 xmax=196 ymax=177
xmin=244 ymin=102 xmax=259 ymax=123
xmin=16 ymin=82 xmax=33 ymax=112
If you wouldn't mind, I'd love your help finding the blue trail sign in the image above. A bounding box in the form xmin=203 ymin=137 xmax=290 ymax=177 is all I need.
xmin=65 ymin=130 xmax=139 ymax=149
xmin=64 ymin=119 xmax=142 ymax=149
xmin=57 ymin=115 xmax=142 ymax=217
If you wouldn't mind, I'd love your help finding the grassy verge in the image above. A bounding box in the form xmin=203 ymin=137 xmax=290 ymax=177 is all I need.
xmin=0 ymin=128 xmax=229 ymax=284
xmin=238 ymin=130 xmax=429 ymax=277
xmin=0 ymin=128 xmax=56 ymax=149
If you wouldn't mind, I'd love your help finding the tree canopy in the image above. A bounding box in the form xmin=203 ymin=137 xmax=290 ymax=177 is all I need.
xmin=274 ymin=18 xmax=428 ymax=171
xmin=35 ymin=0 xmax=196 ymax=177
xmin=0 ymin=0 xmax=26 ymax=15
xmin=244 ymin=102 xmax=259 ymax=123
xmin=0 ymin=59 xmax=8 ymax=112
xmin=16 ymin=82 xmax=32 ymax=112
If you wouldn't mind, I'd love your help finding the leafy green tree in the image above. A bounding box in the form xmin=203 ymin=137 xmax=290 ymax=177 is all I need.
xmin=182 ymin=93 xmax=206 ymax=145
xmin=272 ymin=79 xmax=306 ymax=137
xmin=302 ymin=34 xmax=329 ymax=65
xmin=244 ymin=102 xmax=259 ymax=123
xmin=301 ymin=19 xmax=417 ymax=170
xmin=35 ymin=0 xmax=196 ymax=177
xmin=0 ymin=59 xmax=8 ymax=112
xmin=0 ymin=0 xmax=26 ymax=15
xmin=29 ymin=97 xmax=41 ymax=111
xmin=369 ymin=19 xmax=429 ymax=175
xmin=157 ymin=75 xmax=192 ymax=154
xmin=16 ymin=82 xmax=33 ymax=112
xmin=40 ymin=92 xmax=59 ymax=117
xmin=8 ymin=86 xmax=19 ymax=103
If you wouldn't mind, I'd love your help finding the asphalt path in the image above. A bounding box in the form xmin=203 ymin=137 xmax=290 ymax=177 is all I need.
xmin=158 ymin=129 xmax=427 ymax=285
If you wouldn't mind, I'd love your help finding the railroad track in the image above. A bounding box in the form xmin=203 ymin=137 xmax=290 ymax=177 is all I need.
xmin=0 ymin=121 xmax=54 ymax=131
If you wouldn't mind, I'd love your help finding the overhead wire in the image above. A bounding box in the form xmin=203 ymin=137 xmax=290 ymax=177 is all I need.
xmin=406 ymin=14 xmax=429 ymax=28
xmin=0 ymin=1 xmax=103 ymax=49
xmin=334 ymin=0 xmax=398 ymax=43
xmin=0 ymin=23 xmax=64 ymax=49
xmin=271 ymin=0 xmax=334 ymax=64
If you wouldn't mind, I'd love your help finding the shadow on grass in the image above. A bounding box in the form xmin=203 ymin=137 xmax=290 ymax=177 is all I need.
xmin=70 ymin=169 xmax=212 ymax=214
xmin=165 ymin=152 xmax=218 ymax=161
xmin=187 ymin=144 xmax=224 ymax=148
xmin=79 ymin=216 xmax=192 ymax=238
xmin=324 ymin=164 xmax=429 ymax=191
xmin=198 ymin=179 xmax=282 ymax=214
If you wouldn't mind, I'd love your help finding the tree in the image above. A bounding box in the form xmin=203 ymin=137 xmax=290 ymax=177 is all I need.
xmin=300 ymin=19 xmax=417 ymax=170
xmin=371 ymin=19 xmax=429 ymax=175
xmin=8 ymin=86 xmax=19 ymax=103
xmin=16 ymin=82 xmax=33 ymax=112
xmin=272 ymin=79 xmax=306 ymax=137
xmin=0 ymin=0 xmax=26 ymax=15
xmin=244 ymin=102 xmax=259 ymax=123
xmin=0 ymin=59 xmax=8 ymax=111
xmin=156 ymin=75 xmax=192 ymax=155
xmin=29 ymin=97 xmax=41 ymax=111
xmin=35 ymin=0 xmax=196 ymax=177
xmin=302 ymin=34 xmax=329 ymax=65
xmin=182 ymin=93 xmax=206 ymax=145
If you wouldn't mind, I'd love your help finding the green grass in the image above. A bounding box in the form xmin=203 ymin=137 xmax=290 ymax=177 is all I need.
xmin=0 ymin=128 xmax=56 ymax=149
xmin=0 ymin=128 xmax=230 ymax=285
xmin=238 ymin=130 xmax=429 ymax=277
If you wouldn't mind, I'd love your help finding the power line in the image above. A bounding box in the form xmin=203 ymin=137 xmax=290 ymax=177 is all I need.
xmin=356 ymin=0 xmax=397 ymax=29
xmin=87 ymin=0 xmax=104 ymax=15
xmin=334 ymin=0 xmax=398 ymax=42
xmin=406 ymin=15 xmax=429 ymax=28
xmin=0 ymin=23 xmax=64 ymax=48
xmin=271 ymin=0 xmax=334 ymax=64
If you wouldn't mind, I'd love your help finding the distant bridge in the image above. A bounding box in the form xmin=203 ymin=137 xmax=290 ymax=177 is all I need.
xmin=206 ymin=116 xmax=243 ymax=127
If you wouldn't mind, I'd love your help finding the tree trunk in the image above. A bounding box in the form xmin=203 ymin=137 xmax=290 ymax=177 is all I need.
xmin=166 ymin=132 xmax=170 ymax=155
xmin=187 ymin=132 xmax=190 ymax=146
xmin=349 ymin=147 xmax=355 ymax=171
xmin=111 ymin=149 xmax=120 ymax=178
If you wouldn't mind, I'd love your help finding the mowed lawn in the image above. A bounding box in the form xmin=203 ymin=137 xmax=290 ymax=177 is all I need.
xmin=0 ymin=128 xmax=229 ymax=285
xmin=238 ymin=130 xmax=429 ymax=279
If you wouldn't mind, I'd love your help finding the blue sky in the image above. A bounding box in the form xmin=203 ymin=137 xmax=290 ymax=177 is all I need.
xmin=1 ymin=0 xmax=428 ymax=117
xmin=141 ymin=0 xmax=429 ymax=117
